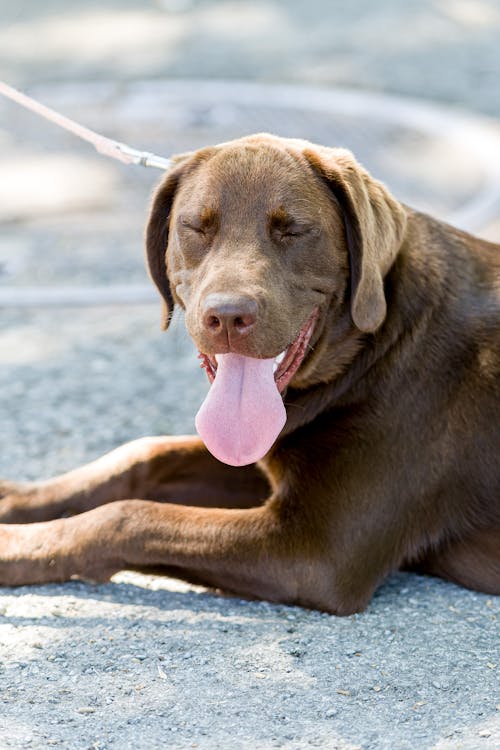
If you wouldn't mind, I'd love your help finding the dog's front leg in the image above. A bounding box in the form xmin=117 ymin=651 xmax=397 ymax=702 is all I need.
xmin=0 ymin=498 xmax=331 ymax=609
xmin=0 ymin=436 xmax=269 ymax=523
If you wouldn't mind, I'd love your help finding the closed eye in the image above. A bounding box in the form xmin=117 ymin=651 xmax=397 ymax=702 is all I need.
xmin=272 ymin=223 xmax=316 ymax=242
xmin=281 ymin=228 xmax=307 ymax=238
xmin=180 ymin=218 xmax=206 ymax=235
xmin=179 ymin=208 xmax=218 ymax=237
xmin=268 ymin=207 xmax=316 ymax=242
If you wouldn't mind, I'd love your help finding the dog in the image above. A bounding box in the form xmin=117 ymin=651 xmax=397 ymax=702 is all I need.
xmin=0 ymin=134 xmax=498 ymax=614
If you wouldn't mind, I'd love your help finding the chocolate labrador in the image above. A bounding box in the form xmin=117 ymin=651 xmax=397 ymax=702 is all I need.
xmin=1 ymin=134 xmax=498 ymax=614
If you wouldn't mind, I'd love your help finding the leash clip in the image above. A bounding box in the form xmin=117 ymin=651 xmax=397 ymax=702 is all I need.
xmin=115 ymin=143 xmax=172 ymax=170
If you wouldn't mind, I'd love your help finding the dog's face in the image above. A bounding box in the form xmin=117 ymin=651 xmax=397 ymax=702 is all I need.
xmin=166 ymin=139 xmax=349 ymax=392
xmin=146 ymin=134 xmax=407 ymax=393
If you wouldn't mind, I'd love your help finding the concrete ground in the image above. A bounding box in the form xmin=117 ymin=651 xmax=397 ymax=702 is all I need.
xmin=0 ymin=2 xmax=499 ymax=749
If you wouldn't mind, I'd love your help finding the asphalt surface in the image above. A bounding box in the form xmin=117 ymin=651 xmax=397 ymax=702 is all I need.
xmin=0 ymin=2 xmax=499 ymax=749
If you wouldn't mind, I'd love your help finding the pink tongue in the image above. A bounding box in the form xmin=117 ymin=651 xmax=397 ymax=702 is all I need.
xmin=195 ymin=353 xmax=286 ymax=466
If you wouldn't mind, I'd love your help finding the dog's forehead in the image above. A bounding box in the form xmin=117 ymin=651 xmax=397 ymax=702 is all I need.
xmin=179 ymin=141 xmax=323 ymax=211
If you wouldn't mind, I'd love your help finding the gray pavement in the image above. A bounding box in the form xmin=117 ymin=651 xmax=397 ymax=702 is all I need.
xmin=0 ymin=2 xmax=499 ymax=749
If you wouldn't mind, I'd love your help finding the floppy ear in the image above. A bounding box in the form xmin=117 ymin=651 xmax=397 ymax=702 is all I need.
xmin=145 ymin=148 xmax=217 ymax=329
xmin=145 ymin=159 xmax=188 ymax=330
xmin=304 ymin=147 xmax=407 ymax=333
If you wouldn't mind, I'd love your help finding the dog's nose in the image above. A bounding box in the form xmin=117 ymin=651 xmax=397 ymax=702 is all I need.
xmin=202 ymin=294 xmax=258 ymax=340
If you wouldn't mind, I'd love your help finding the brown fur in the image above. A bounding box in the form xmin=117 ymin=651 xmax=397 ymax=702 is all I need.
xmin=1 ymin=134 xmax=498 ymax=614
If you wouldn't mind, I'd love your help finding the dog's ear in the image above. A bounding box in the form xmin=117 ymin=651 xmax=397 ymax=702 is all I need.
xmin=146 ymin=146 xmax=217 ymax=329
xmin=303 ymin=147 xmax=407 ymax=333
xmin=145 ymin=171 xmax=176 ymax=330
xmin=145 ymin=154 xmax=194 ymax=330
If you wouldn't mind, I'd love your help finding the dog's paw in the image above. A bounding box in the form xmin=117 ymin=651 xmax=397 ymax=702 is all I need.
xmin=0 ymin=521 xmax=73 ymax=586
xmin=0 ymin=515 xmax=118 ymax=587
xmin=0 ymin=523 xmax=42 ymax=586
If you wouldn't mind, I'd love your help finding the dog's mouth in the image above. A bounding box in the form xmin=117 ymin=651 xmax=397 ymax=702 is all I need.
xmin=194 ymin=308 xmax=319 ymax=467
xmin=197 ymin=307 xmax=319 ymax=393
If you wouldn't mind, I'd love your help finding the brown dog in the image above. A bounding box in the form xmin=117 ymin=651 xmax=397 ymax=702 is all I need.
xmin=0 ymin=134 xmax=498 ymax=614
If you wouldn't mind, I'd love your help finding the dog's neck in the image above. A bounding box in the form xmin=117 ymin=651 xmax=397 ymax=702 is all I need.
xmin=279 ymin=211 xmax=460 ymax=437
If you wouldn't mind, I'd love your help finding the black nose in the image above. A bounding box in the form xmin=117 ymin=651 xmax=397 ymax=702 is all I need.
xmin=202 ymin=294 xmax=258 ymax=341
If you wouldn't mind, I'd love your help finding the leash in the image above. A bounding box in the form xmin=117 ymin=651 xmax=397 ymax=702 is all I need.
xmin=0 ymin=80 xmax=172 ymax=171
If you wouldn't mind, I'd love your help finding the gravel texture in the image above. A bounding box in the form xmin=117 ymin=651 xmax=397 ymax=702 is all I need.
xmin=1 ymin=2 xmax=500 ymax=748
xmin=0 ymin=307 xmax=205 ymax=478
xmin=0 ymin=575 xmax=498 ymax=750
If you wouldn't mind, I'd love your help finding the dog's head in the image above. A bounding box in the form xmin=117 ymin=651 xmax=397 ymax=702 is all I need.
xmin=145 ymin=134 xmax=407 ymax=464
